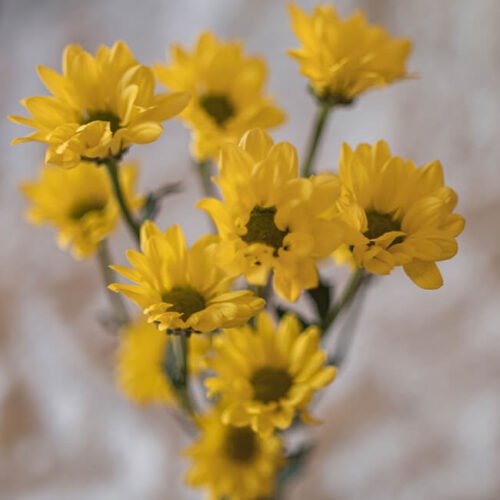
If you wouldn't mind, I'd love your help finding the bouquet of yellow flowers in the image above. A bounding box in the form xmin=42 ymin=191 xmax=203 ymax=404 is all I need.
xmin=10 ymin=4 xmax=464 ymax=499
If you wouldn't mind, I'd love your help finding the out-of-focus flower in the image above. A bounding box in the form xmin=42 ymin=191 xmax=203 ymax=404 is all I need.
xmin=287 ymin=4 xmax=412 ymax=103
xmin=116 ymin=317 xmax=211 ymax=404
xmin=155 ymin=32 xmax=285 ymax=161
xmin=20 ymin=161 xmax=141 ymax=259
xmin=109 ymin=221 xmax=264 ymax=332
xmin=205 ymin=312 xmax=336 ymax=436
xmin=184 ymin=407 xmax=283 ymax=500
xmin=336 ymin=140 xmax=465 ymax=288
xmin=198 ymin=128 xmax=345 ymax=302
xmin=10 ymin=42 xmax=189 ymax=168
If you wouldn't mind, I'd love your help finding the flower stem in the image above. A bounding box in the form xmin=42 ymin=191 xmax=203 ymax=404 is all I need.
xmin=196 ymin=159 xmax=216 ymax=198
xmin=103 ymin=158 xmax=141 ymax=245
xmin=96 ymin=241 xmax=130 ymax=327
xmin=321 ymin=268 xmax=366 ymax=336
xmin=301 ymin=104 xmax=332 ymax=177
xmin=329 ymin=274 xmax=371 ymax=368
xmin=168 ymin=334 xmax=195 ymax=416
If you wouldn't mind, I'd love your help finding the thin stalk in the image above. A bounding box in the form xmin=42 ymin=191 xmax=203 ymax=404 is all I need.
xmin=96 ymin=240 xmax=129 ymax=327
xmin=301 ymin=104 xmax=332 ymax=177
xmin=321 ymin=268 xmax=366 ymax=336
xmin=170 ymin=334 xmax=195 ymax=416
xmin=196 ymin=159 xmax=216 ymax=198
xmin=103 ymin=158 xmax=141 ymax=244
xmin=329 ymin=274 xmax=371 ymax=368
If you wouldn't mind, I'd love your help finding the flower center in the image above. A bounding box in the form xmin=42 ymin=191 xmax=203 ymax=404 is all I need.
xmin=364 ymin=211 xmax=402 ymax=240
xmin=241 ymin=206 xmax=288 ymax=253
xmin=199 ymin=93 xmax=235 ymax=127
xmin=223 ymin=426 xmax=259 ymax=463
xmin=250 ymin=367 xmax=293 ymax=404
xmin=161 ymin=286 xmax=206 ymax=321
xmin=82 ymin=110 xmax=121 ymax=133
xmin=69 ymin=199 xmax=107 ymax=219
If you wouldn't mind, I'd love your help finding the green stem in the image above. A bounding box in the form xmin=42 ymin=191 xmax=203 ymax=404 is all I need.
xmin=96 ymin=240 xmax=129 ymax=327
xmin=196 ymin=159 xmax=216 ymax=198
xmin=169 ymin=334 xmax=195 ymax=416
xmin=321 ymin=268 xmax=366 ymax=336
xmin=301 ymin=104 xmax=332 ymax=177
xmin=329 ymin=274 xmax=371 ymax=368
xmin=103 ymin=158 xmax=141 ymax=244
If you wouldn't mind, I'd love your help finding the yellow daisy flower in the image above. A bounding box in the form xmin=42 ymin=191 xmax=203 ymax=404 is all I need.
xmin=10 ymin=41 xmax=190 ymax=168
xmin=109 ymin=221 xmax=265 ymax=333
xmin=20 ymin=161 xmax=141 ymax=259
xmin=205 ymin=312 xmax=336 ymax=437
xmin=154 ymin=32 xmax=285 ymax=161
xmin=198 ymin=128 xmax=346 ymax=302
xmin=287 ymin=3 xmax=412 ymax=103
xmin=116 ymin=316 xmax=211 ymax=405
xmin=184 ymin=407 xmax=283 ymax=500
xmin=337 ymin=140 xmax=465 ymax=289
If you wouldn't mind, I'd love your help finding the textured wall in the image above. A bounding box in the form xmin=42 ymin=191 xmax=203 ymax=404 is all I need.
xmin=1 ymin=0 xmax=498 ymax=499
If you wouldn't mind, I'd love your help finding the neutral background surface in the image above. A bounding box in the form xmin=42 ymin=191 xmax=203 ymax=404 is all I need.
xmin=1 ymin=0 xmax=498 ymax=499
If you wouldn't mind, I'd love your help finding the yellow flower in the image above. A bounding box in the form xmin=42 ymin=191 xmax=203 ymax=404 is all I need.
xmin=205 ymin=312 xmax=336 ymax=437
xmin=109 ymin=221 xmax=265 ymax=332
xmin=336 ymin=140 xmax=465 ymax=289
xmin=116 ymin=316 xmax=211 ymax=405
xmin=10 ymin=41 xmax=190 ymax=168
xmin=20 ymin=161 xmax=141 ymax=259
xmin=184 ymin=407 xmax=283 ymax=500
xmin=198 ymin=128 xmax=346 ymax=302
xmin=287 ymin=4 xmax=412 ymax=102
xmin=154 ymin=32 xmax=285 ymax=161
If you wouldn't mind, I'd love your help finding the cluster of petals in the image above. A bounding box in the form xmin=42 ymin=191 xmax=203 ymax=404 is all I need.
xmin=155 ymin=32 xmax=285 ymax=161
xmin=109 ymin=221 xmax=265 ymax=332
xmin=199 ymin=128 xmax=345 ymax=302
xmin=10 ymin=42 xmax=189 ymax=168
xmin=287 ymin=3 xmax=412 ymax=101
xmin=335 ymin=140 xmax=465 ymax=288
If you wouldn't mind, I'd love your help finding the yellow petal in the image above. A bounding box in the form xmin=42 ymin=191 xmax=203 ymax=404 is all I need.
xmin=403 ymin=260 xmax=443 ymax=289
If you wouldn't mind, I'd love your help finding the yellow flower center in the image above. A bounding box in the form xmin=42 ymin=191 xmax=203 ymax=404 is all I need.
xmin=364 ymin=211 xmax=402 ymax=241
xmin=199 ymin=94 xmax=235 ymax=127
xmin=82 ymin=110 xmax=121 ymax=133
xmin=223 ymin=426 xmax=259 ymax=463
xmin=69 ymin=199 xmax=107 ymax=219
xmin=250 ymin=367 xmax=292 ymax=403
xmin=242 ymin=206 xmax=288 ymax=254
xmin=161 ymin=286 xmax=206 ymax=321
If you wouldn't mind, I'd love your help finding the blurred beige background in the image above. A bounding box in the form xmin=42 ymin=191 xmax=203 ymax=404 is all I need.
xmin=0 ymin=0 xmax=498 ymax=498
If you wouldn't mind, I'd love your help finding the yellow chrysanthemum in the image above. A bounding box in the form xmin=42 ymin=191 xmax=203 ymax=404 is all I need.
xmin=205 ymin=312 xmax=336 ymax=437
xmin=154 ymin=32 xmax=285 ymax=161
xmin=116 ymin=316 xmax=211 ymax=405
xmin=10 ymin=41 xmax=190 ymax=168
xmin=20 ymin=161 xmax=141 ymax=259
xmin=109 ymin=221 xmax=265 ymax=332
xmin=336 ymin=140 xmax=465 ymax=289
xmin=287 ymin=4 xmax=412 ymax=102
xmin=184 ymin=407 xmax=283 ymax=500
xmin=198 ymin=128 xmax=345 ymax=302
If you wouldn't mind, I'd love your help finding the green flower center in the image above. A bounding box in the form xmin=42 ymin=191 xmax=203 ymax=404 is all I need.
xmin=364 ymin=211 xmax=402 ymax=241
xmin=199 ymin=94 xmax=235 ymax=127
xmin=161 ymin=286 xmax=206 ymax=321
xmin=250 ymin=367 xmax=293 ymax=404
xmin=69 ymin=199 xmax=107 ymax=219
xmin=224 ymin=426 xmax=259 ymax=463
xmin=241 ymin=206 xmax=288 ymax=254
xmin=82 ymin=110 xmax=121 ymax=133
